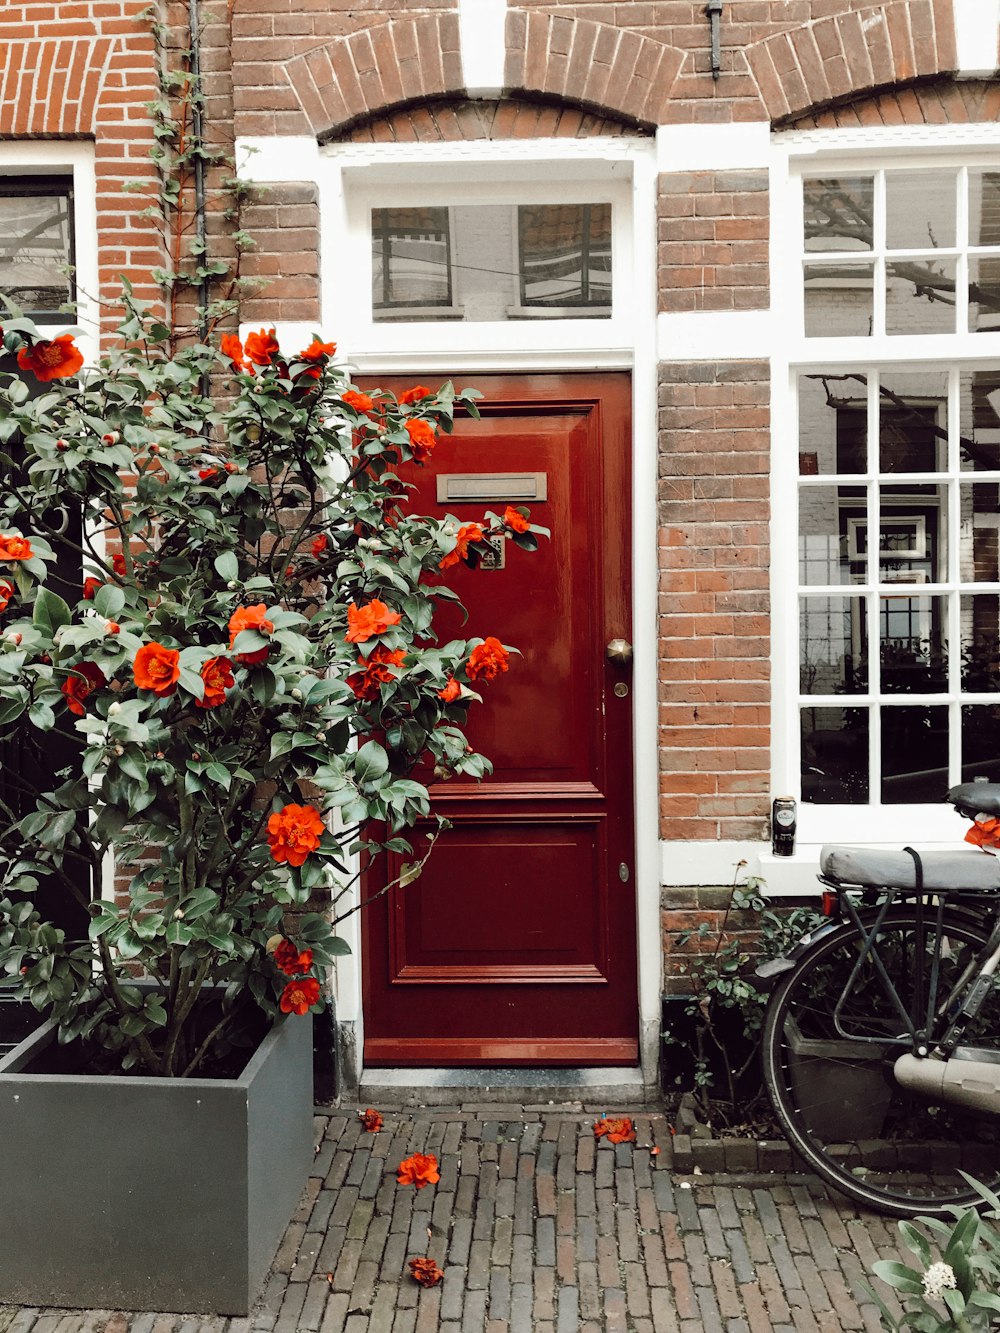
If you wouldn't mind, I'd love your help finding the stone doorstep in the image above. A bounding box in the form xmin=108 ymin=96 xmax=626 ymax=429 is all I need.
xmin=355 ymin=1064 xmax=660 ymax=1108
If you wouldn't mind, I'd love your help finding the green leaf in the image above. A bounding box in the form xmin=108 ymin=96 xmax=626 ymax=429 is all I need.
xmin=214 ymin=550 xmax=239 ymax=581
xmin=32 ymin=587 xmax=71 ymax=637
xmin=898 ymin=1222 xmax=932 ymax=1268
xmin=27 ymin=699 xmax=56 ymax=730
xmin=0 ymin=689 xmax=27 ymax=725
xmin=204 ymin=762 xmax=231 ymax=790
xmin=871 ymin=1261 xmax=924 ymax=1295
xmin=93 ymin=583 xmax=125 ymax=618
xmin=355 ymin=739 xmax=388 ymax=787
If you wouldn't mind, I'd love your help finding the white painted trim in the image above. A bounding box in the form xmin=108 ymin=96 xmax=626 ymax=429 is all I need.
xmin=459 ymin=0 xmax=507 ymax=98
xmin=656 ymin=121 xmax=771 ymax=173
xmin=236 ymin=137 xmax=320 ymax=183
xmin=657 ymin=309 xmax=775 ymax=361
xmin=0 ymin=140 xmax=99 ymax=362
xmin=293 ymin=134 xmax=663 ymax=1075
xmin=778 ymin=122 xmax=1000 ymax=155
xmin=953 ymin=0 xmax=1000 ymax=78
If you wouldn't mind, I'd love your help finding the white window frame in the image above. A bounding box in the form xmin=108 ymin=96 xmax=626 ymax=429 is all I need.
xmin=772 ymin=125 xmax=1000 ymax=847
xmin=0 ymin=141 xmax=99 ymax=364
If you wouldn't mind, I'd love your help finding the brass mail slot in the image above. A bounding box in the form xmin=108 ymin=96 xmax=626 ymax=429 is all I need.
xmin=435 ymin=472 xmax=548 ymax=504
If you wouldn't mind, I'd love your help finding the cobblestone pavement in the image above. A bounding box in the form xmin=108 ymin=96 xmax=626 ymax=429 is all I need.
xmin=1 ymin=1105 xmax=913 ymax=1333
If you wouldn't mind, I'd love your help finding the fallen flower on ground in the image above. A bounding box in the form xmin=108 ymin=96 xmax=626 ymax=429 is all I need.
xmin=593 ymin=1116 xmax=636 ymax=1145
xmin=408 ymin=1257 xmax=444 ymax=1287
xmin=360 ymin=1108 xmax=383 ymax=1133
xmin=397 ymin=1153 xmax=440 ymax=1189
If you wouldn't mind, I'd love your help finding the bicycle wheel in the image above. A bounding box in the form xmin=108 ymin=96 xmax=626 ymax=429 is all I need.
xmin=762 ymin=907 xmax=1000 ymax=1216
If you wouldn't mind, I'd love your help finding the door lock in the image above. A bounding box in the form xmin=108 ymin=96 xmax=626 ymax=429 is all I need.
xmin=606 ymin=638 xmax=633 ymax=666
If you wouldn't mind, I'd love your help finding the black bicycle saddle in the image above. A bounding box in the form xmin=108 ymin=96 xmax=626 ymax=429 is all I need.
xmin=948 ymin=782 xmax=1000 ymax=819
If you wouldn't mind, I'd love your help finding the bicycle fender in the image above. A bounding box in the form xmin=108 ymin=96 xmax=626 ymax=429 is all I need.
xmin=754 ymin=919 xmax=845 ymax=991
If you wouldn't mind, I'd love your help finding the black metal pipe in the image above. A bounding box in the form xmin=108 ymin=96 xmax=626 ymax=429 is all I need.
xmin=188 ymin=0 xmax=209 ymax=342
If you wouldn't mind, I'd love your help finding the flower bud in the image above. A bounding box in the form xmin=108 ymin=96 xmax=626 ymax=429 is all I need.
xmin=108 ymin=702 xmax=122 ymax=716
xmin=55 ymin=439 xmax=67 ymax=451
xmin=114 ymin=745 xmax=124 ymax=756
xmin=105 ymin=621 xmax=120 ymax=635
xmin=174 ymin=908 xmax=184 ymax=920
xmin=149 ymin=443 xmax=160 ymax=455
xmin=102 ymin=431 xmax=119 ymax=445
xmin=5 ymin=631 xmax=21 ymax=646
xmin=292 ymin=689 xmax=302 ymax=700
xmin=227 ymin=580 xmax=238 ymax=590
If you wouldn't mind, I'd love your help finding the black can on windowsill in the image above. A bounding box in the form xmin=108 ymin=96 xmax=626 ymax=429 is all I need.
xmin=772 ymin=796 xmax=797 ymax=857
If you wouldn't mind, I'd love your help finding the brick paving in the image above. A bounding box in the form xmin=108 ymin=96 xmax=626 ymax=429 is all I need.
xmin=0 ymin=1105 xmax=912 ymax=1333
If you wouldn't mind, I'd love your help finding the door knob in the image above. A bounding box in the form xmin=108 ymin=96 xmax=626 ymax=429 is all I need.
xmin=606 ymin=638 xmax=633 ymax=665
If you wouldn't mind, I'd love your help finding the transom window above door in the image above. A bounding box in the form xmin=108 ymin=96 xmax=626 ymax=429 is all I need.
xmin=0 ymin=177 xmax=74 ymax=323
xmin=371 ymin=202 xmax=612 ymax=322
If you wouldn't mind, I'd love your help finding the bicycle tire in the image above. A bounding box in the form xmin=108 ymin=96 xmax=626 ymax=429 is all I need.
xmin=762 ymin=907 xmax=1000 ymax=1217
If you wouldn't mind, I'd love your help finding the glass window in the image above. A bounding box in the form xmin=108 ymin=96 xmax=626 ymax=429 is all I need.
xmin=371 ymin=202 xmax=612 ymax=322
xmin=0 ymin=178 xmax=74 ymax=322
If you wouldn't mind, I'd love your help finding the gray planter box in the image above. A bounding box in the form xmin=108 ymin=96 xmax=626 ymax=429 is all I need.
xmin=0 ymin=1011 xmax=313 ymax=1315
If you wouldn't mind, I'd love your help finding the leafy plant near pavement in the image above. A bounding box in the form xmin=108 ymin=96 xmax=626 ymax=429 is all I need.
xmin=862 ymin=1176 xmax=1000 ymax=1331
xmin=0 ymin=308 xmax=546 ymax=1076
xmin=664 ymin=865 xmax=823 ymax=1119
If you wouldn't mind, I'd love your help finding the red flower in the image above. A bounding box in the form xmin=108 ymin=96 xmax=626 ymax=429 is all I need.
xmin=83 ymin=576 xmax=103 ymax=600
xmin=274 ymin=939 xmax=314 ymax=976
xmin=408 ymin=1257 xmax=444 ymax=1287
xmin=105 ymin=621 xmax=120 ymax=635
xmin=244 ymin=328 xmax=280 ymax=367
xmin=198 ymin=467 xmax=220 ymax=481
xmin=0 ymin=581 xmax=14 ymax=613
xmin=397 ymin=1153 xmax=440 ymax=1189
xmin=228 ymin=604 xmax=274 ymax=665
xmin=0 ymin=535 xmax=32 ymax=562
xmin=279 ymin=976 xmax=320 ymax=1015
xmin=196 ymin=655 xmax=235 ymax=709
xmin=17 ymin=335 xmax=84 ymax=382
xmin=467 ymin=637 xmax=509 ymax=683
xmin=298 ymin=338 xmax=336 ymax=363
xmin=360 ymin=1107 xmax=383 ymax=1133
xmin=311 ymin=534 xmax=328 ymax=559
xmin=61 ymin=662 xmax=106 ymax=716
xmin=346 ymin=644 xmax=406 ymax=701
xmin=345 ymin=599 xmax=401 ymax=644
xmin=439 ymin=523 xmax=485 ymax=571
xmin=112 ymin=553 xmax=128 ymax=578
xmin=593 ymin=1117 xmax=636 ymax=1145
xmin=133 ymin=643 xmax=181 ymax=696
xmin=438 ymin=677 xmax=461 ymax=703
xmin=342 ymin=390 xmax=374 ymax=413
xmin=267 ymin=803 xmax=325 ymax=867
xmin=399 ymin=385 xmax=431 ymax=405
xmin=404 ymin=418 xmax=436 ymax=463
xmin=966 ymin=818 xmax=1000 ymax=851
xmin=503 ymin=506 xmax=530 ymax=534
xmin=220 ymin=333 xmax=248 ymax=372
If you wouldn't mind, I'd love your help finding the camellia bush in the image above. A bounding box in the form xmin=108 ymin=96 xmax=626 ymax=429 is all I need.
xmin=0 ymin=301 xmax=544 ymax=1077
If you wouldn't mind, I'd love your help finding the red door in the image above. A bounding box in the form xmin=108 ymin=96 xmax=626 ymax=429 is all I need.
xmin=360 ymin=373 xmax=636 ymax=1065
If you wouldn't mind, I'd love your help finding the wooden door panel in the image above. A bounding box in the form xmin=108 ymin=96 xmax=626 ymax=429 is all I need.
xmin=360 ymin=373 xmax=636 ymax=1066
xmin=387 ymin=817 xmax=609 ymax=983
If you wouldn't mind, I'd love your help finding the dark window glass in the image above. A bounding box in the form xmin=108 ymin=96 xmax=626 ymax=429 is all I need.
xmin=0 ymin=178 xmax=74 ymax=322
xmin=518 ymin=204 xmax=611 ymax=311
xmin=371 ymin=207 xmax=452 ymax=313
xmin=881 ymin=705 xmax=949 ymax=803
xmin=800 ymin=706 xmax=869 ymax=803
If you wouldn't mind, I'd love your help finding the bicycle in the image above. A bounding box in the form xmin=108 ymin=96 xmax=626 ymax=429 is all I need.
xmin=759 ymin=781 xmax=1000 ymax=1217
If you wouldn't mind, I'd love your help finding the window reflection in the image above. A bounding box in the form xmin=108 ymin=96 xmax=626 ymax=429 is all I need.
xmin=881 ymin=705 xmax=949 ymax=803
xmin=799 ymin=485 xmax=864 ymax=586
xmin=803 ymin=176 xmax=874 ymax=251
xmin=799 ymin=596 xmax=867 ymax=693
xmin=800 ymin=707 xmax=869 ymax=804
xmin=961 ymin=595 xmax=1000 ymax=692
xmin=0 ymin=185 xmax=73 ymax=319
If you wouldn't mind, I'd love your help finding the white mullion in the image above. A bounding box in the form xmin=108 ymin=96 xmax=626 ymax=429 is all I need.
xmin=947 ymin=367 xmax=963 ymax=787
xmin=868 ymin=371 xmax=881 ymax=796
xmin=956 ymin=167 xmax=970 ymax=337
xmin=872 ymin=170 xmax=886 ymax=340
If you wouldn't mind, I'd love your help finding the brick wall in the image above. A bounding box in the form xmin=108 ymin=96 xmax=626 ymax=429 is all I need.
xmin=240 ymin=184 xmax=321 ymax=325
xmin=658 ymin=170 xmax=769 ymax=314
xmin=657 ymin=362 xmax=772 ymax=843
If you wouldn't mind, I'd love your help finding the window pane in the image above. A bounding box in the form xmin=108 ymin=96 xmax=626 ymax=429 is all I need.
xmin=961 ymin=595 xmax=1000 ymax=691
xmin=959 ymin=369 xmax=1000 ymax=472
xmin=969 ymin=258 xmax=1000 ymax=333
xmin=959 ymin=482 xmax=1000 ymax=581
xmin=881 ymin=705 xmax=948 ymax=803
xmin=371 ymin=207 xmax=451 ymax=315
xmin=879 ymin=483 xmax=947 ymax=582
xmin=0 ymin=190 xmax=72 ymax=316
xmin=880 ymin=593 xmax=948 ymax=694
xmin=371 ymin=203 xmax=613 ymax=322
xmin=886 ymin=257 xmax=957 ymax=335
xmin=800 ymin=484 xmax=865 ymax=585
xmin=803 ymin=176 xmax=874 ymax=252
xmin=800 ymin=595 xmax=867 ymax=693
xmin=969 ymin=170 xmax=1000 ymax=247
xmin=885 ymin=169 xmax=957 ymax=250
xmin=801 ymin=706 xmax=869 ymax=803
xmin=804 ymin=263 xmax=873 ymax=336
xmin=962 ymin=704 xmax=1000 ymax=783
xmin=798 ymin=371 xmax=867 ymax=475
xmin=519 ymin=204 xmax=611 ymax=311
xmin=878 ymin=371 xmax=947 ymax=473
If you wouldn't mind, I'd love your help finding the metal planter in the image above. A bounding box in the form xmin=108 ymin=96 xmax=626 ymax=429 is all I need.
xmin=0 ymin=1011 xmax=313 ymax=1315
